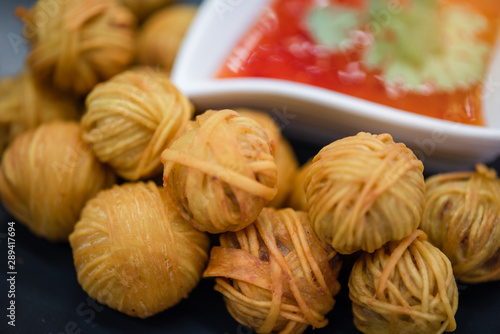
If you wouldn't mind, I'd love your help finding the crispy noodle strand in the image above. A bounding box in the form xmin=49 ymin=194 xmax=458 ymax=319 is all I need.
xmin=349 ymin=230 xmax=458 ymax=334
xmin=18 ymin=0 xmax=136 ymax=95
xmin=204 ymin=208 xmax=341 ymax=334
xmin=0 ymin=71 xmax=80 ymax=156
xmin=235 ymin=108 xmax=298 ymax=208
xmin=421 ymin=164 xmax=500 ymax=283
xmin=162 ymin=109 xmax=277 ymax=233
xmin=69 ymin=182 xmax=210 ymax=318
xmin=304 ymin=132 xmax=425 ymax=254
xmin=82 ymin=67 xmax=193 ymax=180
xmin=0 ymin=121 xmax=115 ymax=241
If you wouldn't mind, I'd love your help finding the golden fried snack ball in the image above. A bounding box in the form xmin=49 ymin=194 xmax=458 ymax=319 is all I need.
xmin=162 ymin=109 xmax=278 ymax=234
xmin=349 ymin=230 xmax=458 ymax=334
xmin=82 ymin=67 xmax=193 ymax=180
xmin=305 ymin=132 xmax=425 ymax=254
xmin=421 ymin=164 xmax=500 ymax=283
xmin=122 ymin=0 xmax=176 ymax=21
xmin=235 ymin=108 xmax=298 ymax=208
xmin=136 ymin=5 xmax=197 ymax=72
xmin=0 ymin=71 xmax=80 ymax=157
xmin=204 ymin=207 xmax=341 ymax=334
xmin=0 ymin=121 xmax=115 ymax=242
xmin=18 ymin=0 xmax=136 ymax=95
xmin=69 ymin=181 xmax=210 ymax=318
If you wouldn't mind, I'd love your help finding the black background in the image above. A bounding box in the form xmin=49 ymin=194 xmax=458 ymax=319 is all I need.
xmin=1 ymin=0 xmax=500 ymax=333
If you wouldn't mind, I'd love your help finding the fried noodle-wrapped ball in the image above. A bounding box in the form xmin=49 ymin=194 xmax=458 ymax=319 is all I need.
xmin=162 ymin=109 xmax=278 ymax=234
xmin=305 ymin=132 xmax=425 ymax=254
xmin=69 ymin=181 xmax=210 ymax=318
xmin=82 ymin=67 xmax=193 ymax=180
xmin=204 ymin=208 xmax=341 ymax=334
xmin=18 ymin=0 xmax=136 ymax=95
xmin=421 ymin=164 xmax=500 ymax=283
xmin=349 ymin=230 xmax=458 ymax=334
xmin=0 ymin=121 xmax=115 ymax=242
xmin=0 ymin=71 xmax=80 ymax=157
xmin=235 ymin=108 xmax=298 ymax=208
xmin=136 ymin=5 xmax=197 ymax=72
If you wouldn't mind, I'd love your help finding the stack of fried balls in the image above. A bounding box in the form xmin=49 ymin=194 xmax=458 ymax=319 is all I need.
xmin=1 ymin=1 xmax=499 ymax=333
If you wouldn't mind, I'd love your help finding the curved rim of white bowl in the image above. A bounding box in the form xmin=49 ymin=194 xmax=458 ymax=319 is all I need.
xmin=177 ymin=77 xmax=500 ymax=140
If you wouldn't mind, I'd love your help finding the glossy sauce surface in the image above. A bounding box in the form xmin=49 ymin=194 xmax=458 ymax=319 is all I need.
xmin=218 ymin=0 xmax=500 ymax=125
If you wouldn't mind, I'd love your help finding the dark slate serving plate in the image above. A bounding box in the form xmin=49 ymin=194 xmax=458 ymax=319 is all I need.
xmin=1 ymin=1 xmax=500 ymax=333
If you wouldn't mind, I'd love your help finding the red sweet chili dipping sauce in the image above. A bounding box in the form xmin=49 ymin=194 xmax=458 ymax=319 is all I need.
xmin=217 ymin=0 xmax=500 ymax=126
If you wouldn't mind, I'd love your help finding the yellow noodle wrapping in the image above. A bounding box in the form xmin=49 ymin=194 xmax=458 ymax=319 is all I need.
xmin=204 ymin=208 xmax=341 ymax=334
xmin=235 ymin=108 xmax=298 ymax=208
xmin=82 ymin=67 xmax=193 ymax=180
xmin=69 ymin=181 xmax=210 ymax=318
xmin=122 ymin=0 xmax=175 ymax=20
xmin=304 ymin=132 xmax=425 ymax=254
xmin=162 ymin=109 xmax=278 ymax=234
xmin=19 ymin=0 xmax=136 ymax=95
xmin=136 ymin=5 xmax=197 ymax=72
xmin=0 ymin=121 xmax=115 ymax=242
xmin=421 ymin=164 xmax=500 ymax=283
xmin=0 ymin=71 xmax=80 ymax=157
xmin=349 ymin=230 xmax=458 ymax=334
